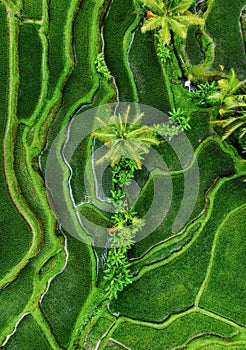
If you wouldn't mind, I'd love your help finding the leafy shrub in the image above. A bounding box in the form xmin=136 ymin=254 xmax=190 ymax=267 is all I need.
xmin=189 ymin=81 xmax=218 ymax=106
xmin=155 ymin=32 xmax=172 ymax=63
xmin=94 ymin=52 xmax=111 ymax=80
xmin=168 ymin=107 xmax=191 ymax=131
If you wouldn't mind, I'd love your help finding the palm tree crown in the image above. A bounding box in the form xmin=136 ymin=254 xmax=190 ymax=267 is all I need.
xmin=92 ymin=105 xmax=160 ymax=169
xmin=139 ymin=0 xmax=204 ymax=45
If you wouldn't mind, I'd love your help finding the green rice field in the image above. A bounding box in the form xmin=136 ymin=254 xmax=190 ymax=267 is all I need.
xmin=0 ymin=0 xmax=246 ymax=349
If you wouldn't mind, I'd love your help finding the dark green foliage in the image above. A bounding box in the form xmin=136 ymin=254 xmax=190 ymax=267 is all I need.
xmin=103 ymin=0 xmax=137 ymax=101
xmin=185 ymin=25 xmax=204 ymax=65
xmin=205 ymin=0 xmax=246 ymax=78
xmin=110 ymin=178 xmax=245 ymax=321
xmin=21 ymin=0 xmax=42 ymax=20
xmin=4 ymin=315 xmax=50 ymax=350
xmin=79 ymin=204 xmax=111 ymax=227
xmin=129 ymin=28 xmax=171 ymax=112
xmin=200 ymin=206 xmax=246 ymax=325
xmin=111 ymin=215 xmax=214 ymax=321
xmin=41 ymin=235 xmax=92 ymax=348
xmin=17 ymin=24 xmax=42 ymax=119
xmin=0 ymin=264 xmax=33 ymax=330
xmin=0 ymin=5 xmax=32 ymax=278
xmin=112 ymin=312 xmax=235 ymax=349
xmin=43 ymin=0 xmax=105 ymax=170
xmin=130 ymin=140 xmax=235 ymax=258
xmin=47 ymin=0 xmax=75 ymax=97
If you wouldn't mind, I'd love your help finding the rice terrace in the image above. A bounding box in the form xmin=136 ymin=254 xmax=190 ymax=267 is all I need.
xmin=1 ymin=0 xmax=246 ymax=348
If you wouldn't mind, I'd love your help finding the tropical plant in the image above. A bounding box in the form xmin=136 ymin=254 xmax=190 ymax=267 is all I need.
xmin=152 ymin=120 xmax=181 ymax=141
xmin=139 ymin=0 xmax=204 ymax=45
xmin=155 ymin=32 xmax=172 ymax=63
xmin=189 ymin=81 xmax=218 ymax=107
xmin=208 ymin=68 xmax=243 ymax=106
xmin=103 ymin=247 xmax=132 ymax=300
xmin=92 ymin=105 xmax=160 ymax=169
xmin=168 ymin=107 xmax=191 ymax=131
xmin=209 ymin=69 xmax=246 ymax=139
xmin=94 ymin=52 xmax=111 ymax=80
xmin=210 ymin=114 xmax=246 ymax=140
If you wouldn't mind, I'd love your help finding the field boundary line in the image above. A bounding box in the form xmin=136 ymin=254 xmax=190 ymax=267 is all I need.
xmin=195 ymin=203 xmax=246 ymax=306
xmin=32 ymin=307 xmax=61 ymax=350
xmin=0 ymin=5 xmax=42 ymax=290
xmin=131 ymin=174 xmax=240 ymax=282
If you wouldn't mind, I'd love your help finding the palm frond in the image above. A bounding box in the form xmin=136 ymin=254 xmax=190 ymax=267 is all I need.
xmin=222 ymin=120 xmax=246 ymax=140
xmin=171 ymin=0 xmax=195 ymax=14
xmin=139 ymin=0 xmax=165 ymax=15
xmin=159 ymin=18 xmax=171 ymax=44
xmin=169 ymin=18 xmax=187 ymax=39
xmin=176 ymin=13 xmax=204 ymax=26
xmin=141 ymin=16 xmax=163 ymax=33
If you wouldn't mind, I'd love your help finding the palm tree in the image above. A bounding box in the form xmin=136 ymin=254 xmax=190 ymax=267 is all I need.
xmin=92 ymin=105 xmax=160 ymax=169
xmin=209 ymin=69 xmax=246 ymax=139
xmin=139 ymin=0 xmax=204 ymax=45
xmin=211 ymin=113 xmax=246 ymax=140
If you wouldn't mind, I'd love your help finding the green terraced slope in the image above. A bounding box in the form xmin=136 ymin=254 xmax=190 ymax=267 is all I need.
xmin=1 ymin=0 xmax=246 ymax=349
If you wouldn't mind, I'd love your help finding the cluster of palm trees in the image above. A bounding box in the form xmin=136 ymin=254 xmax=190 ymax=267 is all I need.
xmin=139 ymin=1 xmax=246 ymax=148
xmin=91 ymin=0 xmax=246 ymax=299
xmin=209 ymin=69 xmax=246 ymax=141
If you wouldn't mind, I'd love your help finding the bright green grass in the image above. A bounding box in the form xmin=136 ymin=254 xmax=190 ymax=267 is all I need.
xmin=17 ymin=24 xmax=42 ymax=120
xmin=205 ymin=0 xmax=246 ymax=78
xmin=112 ymin=312 xmax=236 ymax=350
xmin=130 ymin=140 xmax=235 ymax=259
xmin=4 ymin=314 xmax=50 ymax=350
xmin=110 ymin=177 xmax=245 ymax=321
xmin=0 ymin=264 xmax=33 ymax=330
xmin=21 ymin=0 xmax=42 ymax=20
xmin=41 ymin=234 xmax=92 ymax=348
xmin=103 ymin=0 xmax=137 ymax=102
xmin=129 ymin=28 xmax=171 ymax=112
xmin=185 ymin=26 xmax=204 ymax=65
xmin=47 ymin=0 xmax=74 ymax=97
xmin=200 ymin=206 xmax=246 ymax=326
xmin=0 ymin=4 xmax=32 ymax=278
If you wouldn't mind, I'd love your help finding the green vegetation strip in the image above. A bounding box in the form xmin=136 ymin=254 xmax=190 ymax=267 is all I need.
xmin=129 ymin=28 xmax=171 ymax=112
xmin=130 ymin=138 xmax=235 ymax=259
xmin=21 ymin=0 xmax=42 ymax=20
xmin=109 ymin=311 xmax=236 ymax=350
xmin=109 ymin=176 xmax=246 ymax=322
xmin=103 ymin=0 xmax=139 ymax=102
xmin=199 ymin=205 xmax=246 ymax=326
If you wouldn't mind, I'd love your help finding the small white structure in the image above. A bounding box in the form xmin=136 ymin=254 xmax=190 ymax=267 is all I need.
xmin=184 ymin=80 xmax=191 ymax=92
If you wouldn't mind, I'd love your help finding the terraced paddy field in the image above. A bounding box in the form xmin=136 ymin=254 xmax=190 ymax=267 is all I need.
xmin=0 ymin=0 xmax=246 ymax=349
